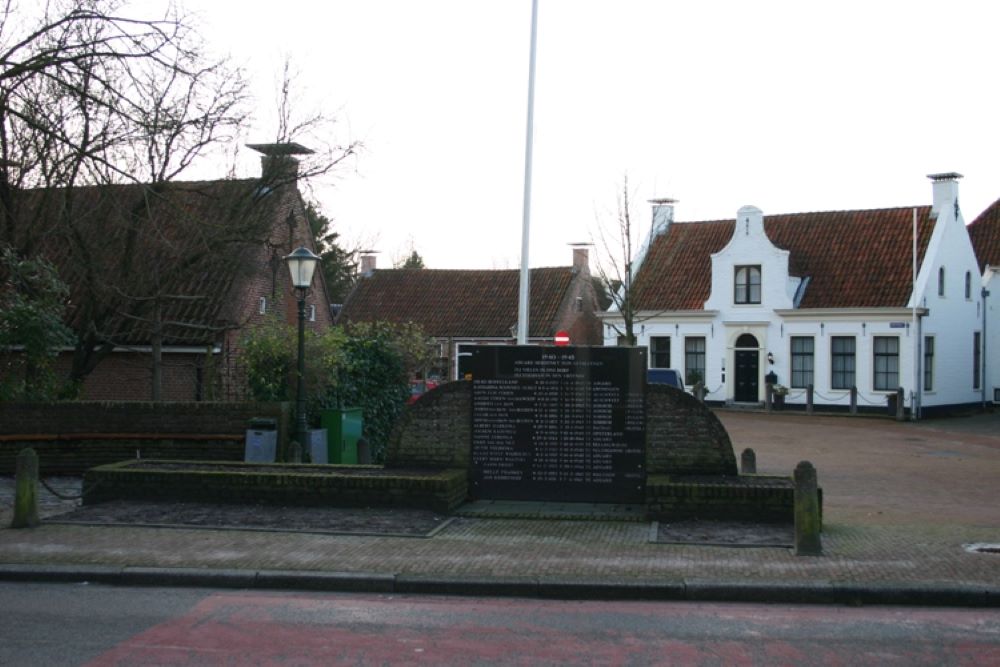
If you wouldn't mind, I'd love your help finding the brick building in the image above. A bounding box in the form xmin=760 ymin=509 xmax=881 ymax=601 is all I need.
xmin=337 ymin=247 xmax=602 ymax=380
xmin=2 ymin=143 xmax=332 ymax=401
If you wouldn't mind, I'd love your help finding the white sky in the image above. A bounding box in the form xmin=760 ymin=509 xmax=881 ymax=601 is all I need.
xmin=196 ymin=0 xmax=1000 ymax=270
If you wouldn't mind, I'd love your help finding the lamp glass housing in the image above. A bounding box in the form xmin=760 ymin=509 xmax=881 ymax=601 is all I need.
xmin=285 ymin=246 xmax=319 ymax=289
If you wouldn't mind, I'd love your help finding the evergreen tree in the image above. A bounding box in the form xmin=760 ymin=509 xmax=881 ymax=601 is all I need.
xmin=305 ymin=202 xmax=357 ymax=302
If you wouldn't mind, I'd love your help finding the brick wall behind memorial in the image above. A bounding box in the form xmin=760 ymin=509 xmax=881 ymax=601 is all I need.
xmin=0 ymin=401 xmax=289 ymax=474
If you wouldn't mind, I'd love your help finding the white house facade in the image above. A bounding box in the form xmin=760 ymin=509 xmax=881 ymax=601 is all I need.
xmin=969 ymin=198 xmax=1000 ymax=407
xmin=602 ymin=173 xmax=985 ymax=416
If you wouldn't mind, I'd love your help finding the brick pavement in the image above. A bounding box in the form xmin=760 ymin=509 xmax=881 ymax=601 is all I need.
xmin=1 ymin=410 xmax=998 ymax=602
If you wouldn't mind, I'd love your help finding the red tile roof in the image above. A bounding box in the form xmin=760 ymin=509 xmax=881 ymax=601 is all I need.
xmin=631 ymin=206 xmax=936 ymax=311
xmin=969 ymin=198 xmax=1000 ymax=272
xmin=337 ymin=267 xmax=576 ymax=338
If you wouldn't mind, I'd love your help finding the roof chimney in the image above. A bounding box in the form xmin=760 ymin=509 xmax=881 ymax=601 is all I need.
xmin=569 ymin=243 xmax=591 ymax=272
xmin=360 ymin=251 xmax=378 ymax=276
xmin=247 ymin=142 xmax=314 ymax=184
xmin=927 ymin=172 xmax=963 ymax=217
xmin=649 ymin=198 xmax=677 ymax=236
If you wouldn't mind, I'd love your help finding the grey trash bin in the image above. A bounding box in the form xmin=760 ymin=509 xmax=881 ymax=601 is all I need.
xmin=245 ymin=418 xmax=278 ymax=462
xmin=307 ymin=429 xmax=328 ymax=464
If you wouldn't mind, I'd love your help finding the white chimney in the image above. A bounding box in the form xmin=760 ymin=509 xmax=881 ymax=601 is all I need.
xmin=360 ymin=252 xmax=377 ymax=276
xmin=649 ymin=198 xmax=677 ymax=236
xmin=927 ymin=172 xmax=963 ymax=217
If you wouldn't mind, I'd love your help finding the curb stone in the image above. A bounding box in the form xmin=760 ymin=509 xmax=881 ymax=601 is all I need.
xmin=255 ymin=570 xmax=395 ymax=593
xmin=395 ymin=574 xmax=540 ymax=598
xmin=2 ymin=564 xmax=999 ymax=607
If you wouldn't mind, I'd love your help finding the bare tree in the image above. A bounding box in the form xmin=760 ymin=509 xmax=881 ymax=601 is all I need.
xmin=591 ymin=175 xmax=655 ymax=346
xmin=0 ymin=0 xmax=257 ymax=393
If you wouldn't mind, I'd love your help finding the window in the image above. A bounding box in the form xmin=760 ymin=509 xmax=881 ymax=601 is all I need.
xmin=684 ymin=337 xmax=706 ymax=385
xmin=258 ymin=297 xmax=267 ymax=314
xmin=873 ymin=336 xmax=899 ymax=391
xmin=308 ymin=304 xmax=317 ymax=322
xmin=649 ymin=337 xmax=671 ymax=368
xmin=790 ymin=337 xmax=814 ymax=388
xmin=974 ymin=332 xmax=982 ymax=390
xmin=734 ymin=265 xmax=761 ymax=304
xmin=938 ymin=267 xmax=945 ymax=296
xmin=924 ymin=336 xmax=934 ymax=391
xmin=456 ymin=344 xmax=476 ymax=380
xmin=831 ymin=336 xmax=855 ymax=390
xmin=965 ymin=271 xmax=972 ymax=299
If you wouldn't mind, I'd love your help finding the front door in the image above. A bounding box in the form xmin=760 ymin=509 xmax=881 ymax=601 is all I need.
xmin=735 ymin=349 xmax=759 ymax=402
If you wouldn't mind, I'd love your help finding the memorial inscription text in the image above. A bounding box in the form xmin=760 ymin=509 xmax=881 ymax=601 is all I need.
xmin=470 ymin=346 xmax=646 ymax=503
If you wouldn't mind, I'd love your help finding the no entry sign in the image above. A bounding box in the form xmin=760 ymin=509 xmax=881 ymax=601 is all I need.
xmin=554 ymin=330 xmax=570 ymax=346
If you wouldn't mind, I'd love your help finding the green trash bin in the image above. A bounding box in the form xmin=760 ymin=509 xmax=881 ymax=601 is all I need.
xmin=321 ymin=407 xmax=363 ymax=464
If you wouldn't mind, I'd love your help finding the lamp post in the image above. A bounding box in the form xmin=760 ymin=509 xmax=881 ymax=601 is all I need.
xmin=284 ymin=246 xmax=320 ymax=459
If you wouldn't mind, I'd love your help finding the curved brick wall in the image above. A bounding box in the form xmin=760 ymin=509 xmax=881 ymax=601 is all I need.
xmin=644 ymin=384 xmax=737 ymax=476
xmin=386 ymin=380 xmax=737 ymax=476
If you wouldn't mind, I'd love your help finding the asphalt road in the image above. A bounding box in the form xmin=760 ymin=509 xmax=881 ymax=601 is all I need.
xmin=2 ymin=583 xmax=999 ymax=665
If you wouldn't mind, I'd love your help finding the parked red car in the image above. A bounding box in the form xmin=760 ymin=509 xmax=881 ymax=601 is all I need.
xmin=406 ymin=379 xmax=440 ymax=405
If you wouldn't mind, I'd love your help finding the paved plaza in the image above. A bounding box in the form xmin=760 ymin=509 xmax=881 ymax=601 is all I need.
xmin=1 ymin=409 xmax=998 ymax=604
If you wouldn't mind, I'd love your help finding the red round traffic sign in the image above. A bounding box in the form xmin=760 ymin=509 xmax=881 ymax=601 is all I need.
xmin=554 ymin=330 xmax=570 ymax=346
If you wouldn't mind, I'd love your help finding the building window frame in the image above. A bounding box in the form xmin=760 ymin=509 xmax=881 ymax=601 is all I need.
xmin=830 ymin=336 xmax=855 ymax=390
xmin=684 ymin=336 xmax=706 ymax=385
xmin=734 ymin=265 xmax=762 ymax=305
xmin=938 ymin=267 xmax=946 ymax=297
xmin=965 ymin=271 xmax=972 ymax=300
xmin=649 ymin=336 xmax=671 ymax=369
xmin=873 ymin=336 xmax=900 ymax=391
xmin=790 ymin=336 xmax=814 ymax=388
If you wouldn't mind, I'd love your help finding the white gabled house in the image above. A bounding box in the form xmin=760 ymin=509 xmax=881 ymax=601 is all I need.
xmin=601 ymin=173 xmax=985 ymax=416
xmin=969 ymin=198 xmax=1000 ymax=407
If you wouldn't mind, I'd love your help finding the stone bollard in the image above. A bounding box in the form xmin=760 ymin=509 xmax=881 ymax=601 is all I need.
xmin=12 ymin=448 xmax=40 ymax=529
xmin=740 ymin=448 xmax=757 ymax=474
xmin=764 ymin=384 xmax=773 ymax=412
xmin=794 ymin=461 xmax=822 ymax=556
xmin=289 ymin=441 xmax=303 ymax=463
xmin=806 ymin=384 xmax=814 ymax=415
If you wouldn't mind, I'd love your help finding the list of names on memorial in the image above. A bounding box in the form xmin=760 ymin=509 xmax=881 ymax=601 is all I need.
xmin=470 ymin=346 xmax=646 ymax=503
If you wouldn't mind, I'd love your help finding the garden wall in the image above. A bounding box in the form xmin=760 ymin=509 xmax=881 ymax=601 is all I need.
xmin=0 ymin=401 xmax=289 ymax=474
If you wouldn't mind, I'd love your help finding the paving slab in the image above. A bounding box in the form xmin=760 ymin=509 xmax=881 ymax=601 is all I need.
xmin=0 ymin=409 xmax=998 ymax=605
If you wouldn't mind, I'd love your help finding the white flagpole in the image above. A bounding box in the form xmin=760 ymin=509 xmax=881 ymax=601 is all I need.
xmin=912 ymin=207 xmax=919 ymax=420
xmin=517 ymin=0 xmax=539 ymax=345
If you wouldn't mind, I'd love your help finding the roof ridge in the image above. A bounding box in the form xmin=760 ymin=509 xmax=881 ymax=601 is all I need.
xmin=678 ymin=204 xmax=932 ymax=225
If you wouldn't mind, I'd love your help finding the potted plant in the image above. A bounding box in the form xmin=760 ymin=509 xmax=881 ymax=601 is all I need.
xmin=772 ymin=383 xmax=788 ymax=409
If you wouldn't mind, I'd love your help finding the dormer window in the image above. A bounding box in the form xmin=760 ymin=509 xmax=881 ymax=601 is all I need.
xmin=734 ymin=265 xmax=761 ymax=304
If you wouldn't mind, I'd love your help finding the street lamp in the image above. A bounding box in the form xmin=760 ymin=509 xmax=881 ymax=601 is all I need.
xmin=285 ymin=246 xmax=320 ymax=460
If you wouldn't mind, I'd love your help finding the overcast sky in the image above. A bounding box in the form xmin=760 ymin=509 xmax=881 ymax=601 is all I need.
xmin=197 ymin=0 xmax=1000 ymax=270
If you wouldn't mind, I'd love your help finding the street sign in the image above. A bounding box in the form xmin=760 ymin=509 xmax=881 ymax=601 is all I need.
xmin=554 ymin=330 xmax=570 ymax=346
